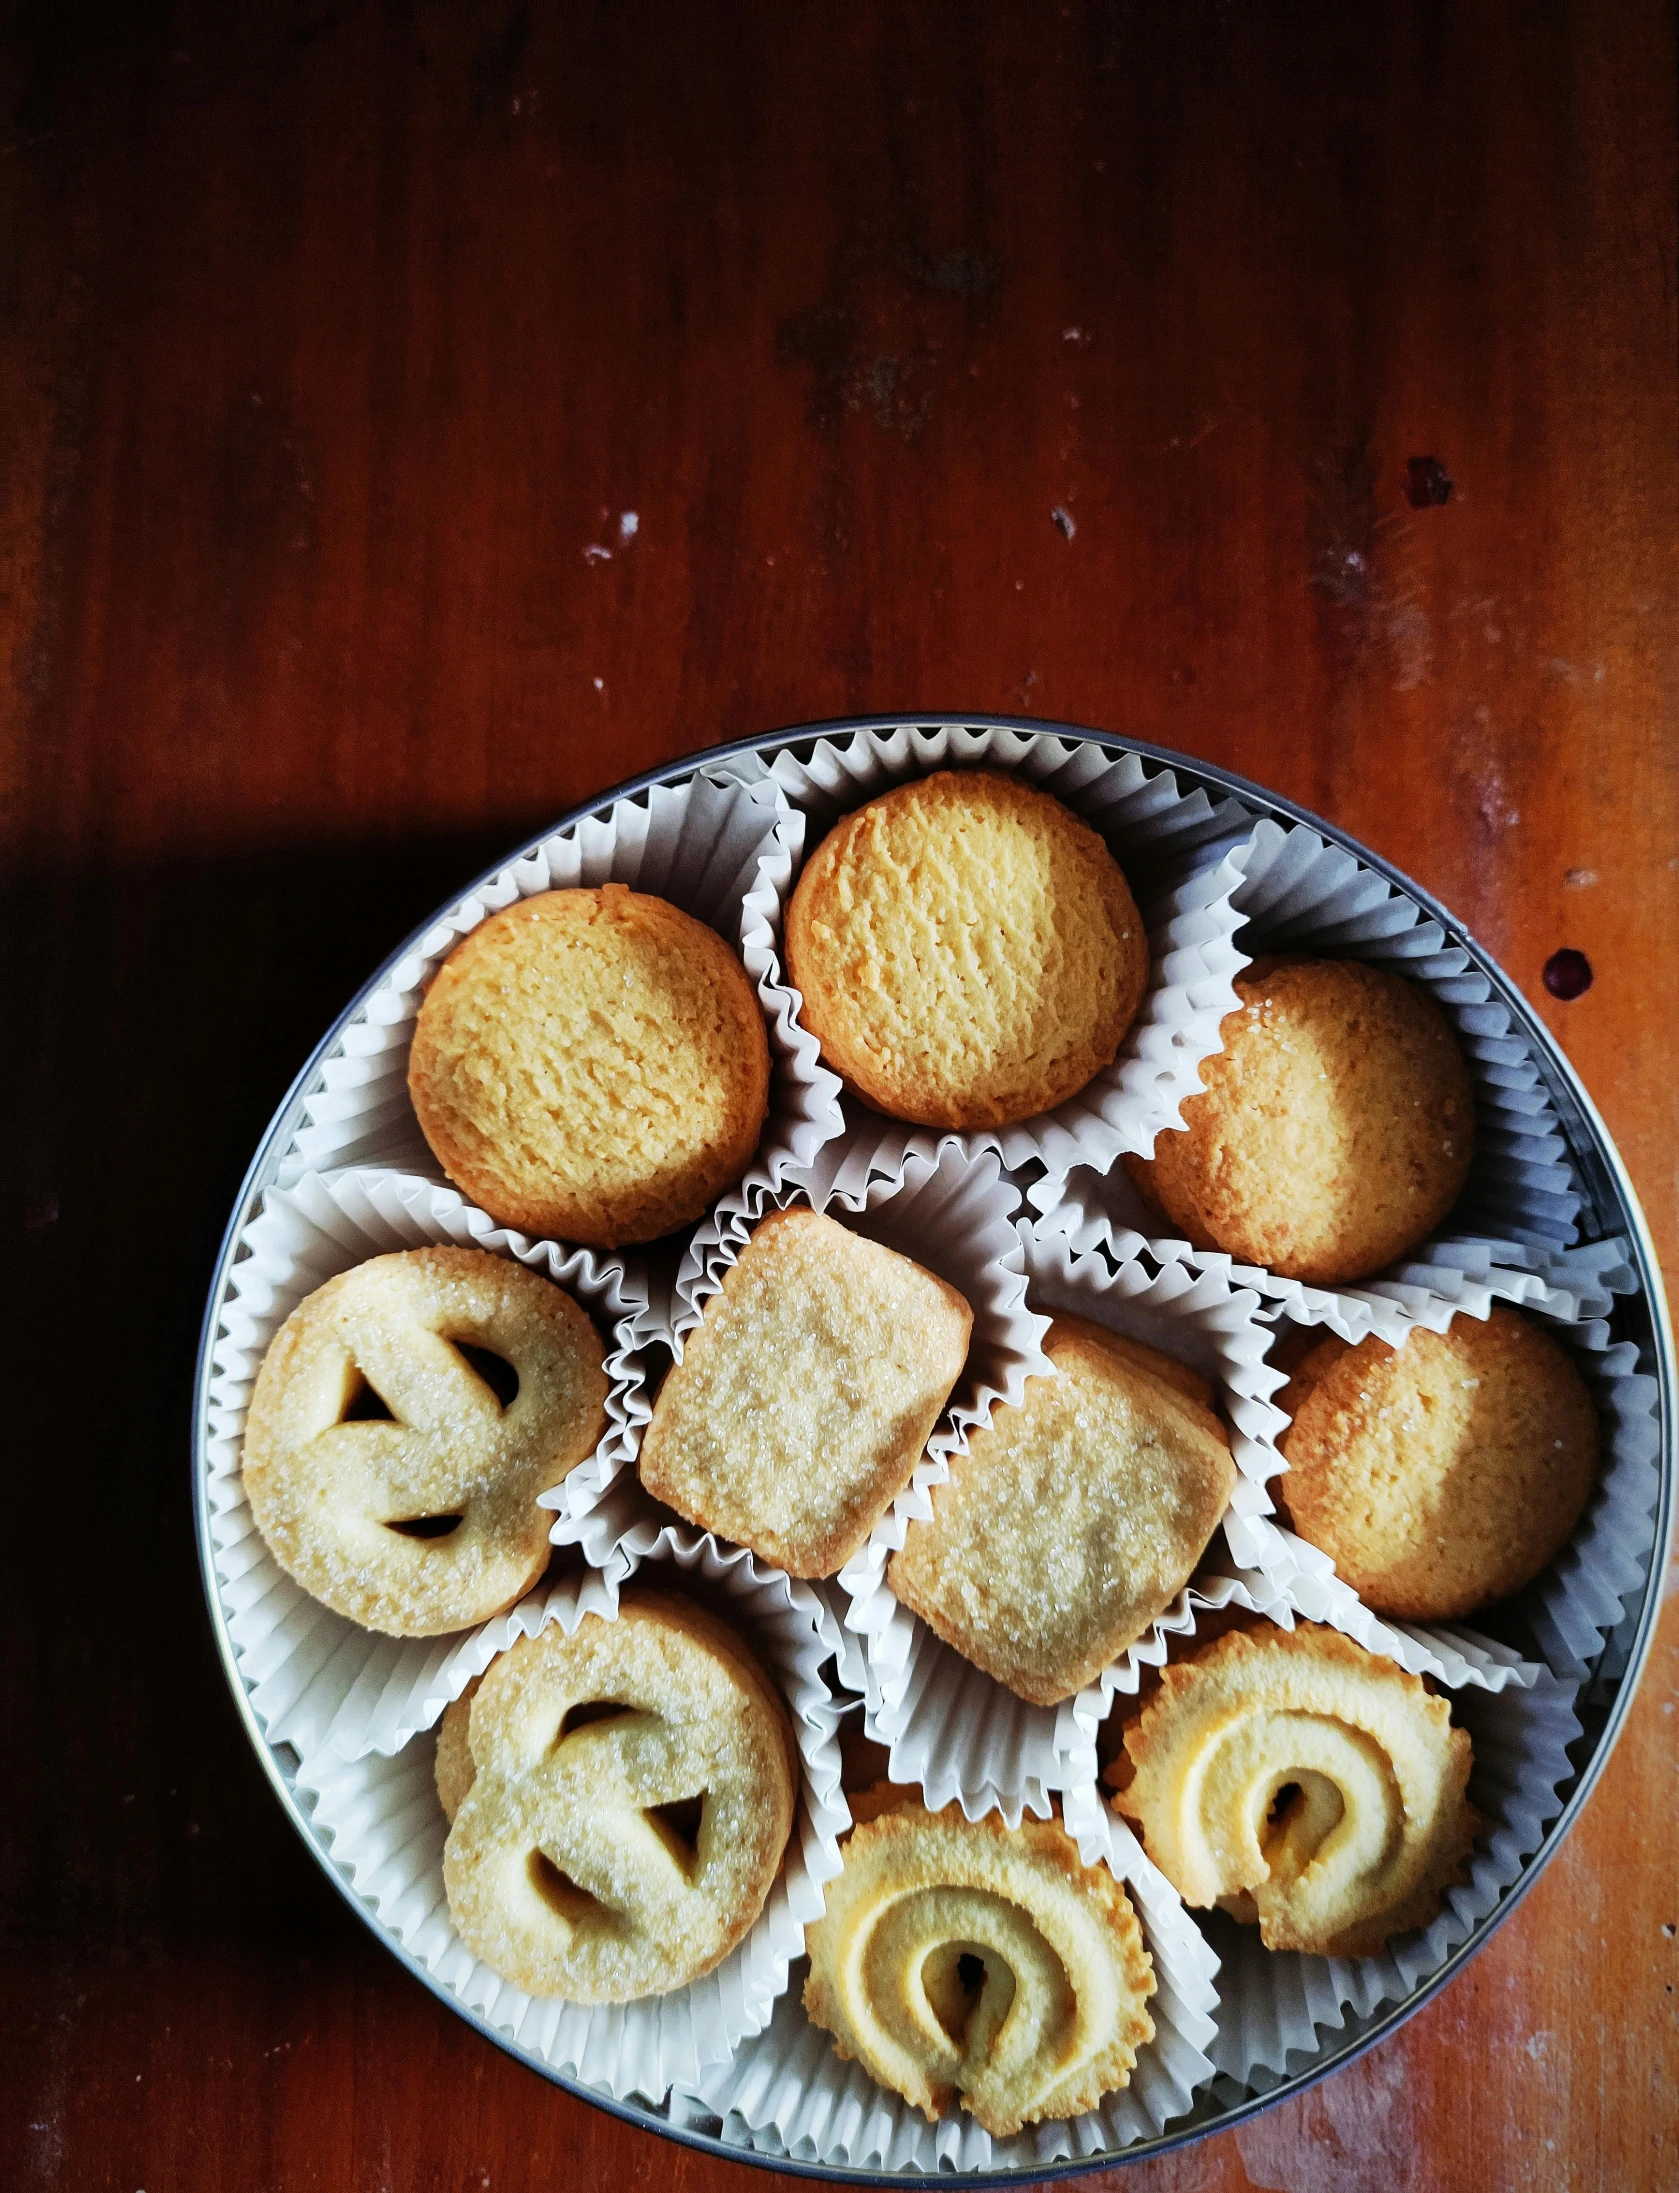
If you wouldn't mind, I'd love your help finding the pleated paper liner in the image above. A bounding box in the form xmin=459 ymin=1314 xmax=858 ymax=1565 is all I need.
xmin=838 ymin=1211 xmax=1303 ymax=1823
xmin=271 ymin=764 xmax=846 ymax=1292
xmin=203 ymin=1166 xmax=652 ymax=1762
xmin=689 ymin=1786 xmax=1221 ymax=2175
xmin=1038 ymin=1161 xmax=1620 ymax=1351
xmin=760 ymin=720 xmax=1258 ymax=1182
xmin=294 ymin=1509 xmax=851 ymax=2107
xmin=1219 ymin=815 xmax=1585 ymax=1247
xmin=671 ymin=1123 xmax=1048 ymax=1389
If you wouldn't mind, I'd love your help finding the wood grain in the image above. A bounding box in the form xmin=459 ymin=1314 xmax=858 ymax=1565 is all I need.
xmin=2 ymin=3 xmax=1674 ymax=2188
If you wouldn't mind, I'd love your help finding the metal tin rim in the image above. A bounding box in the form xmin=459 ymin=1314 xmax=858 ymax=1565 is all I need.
xmin=192 ymin=714 xmax=1676 ymax=2183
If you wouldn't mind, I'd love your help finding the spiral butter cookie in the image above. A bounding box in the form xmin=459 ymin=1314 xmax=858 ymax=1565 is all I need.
xmin=890 ymin=1317 xmax=1236 ymax=1704
xmin=786 ymin=771 xmax=1148 ymax=1130
xmin=243 ymin=1247 xmax=607 ymax=1637
xmin=1278 ymin=1307 xmax=1598 ymax=1620
xmin=442 ymin=1594 xmax=798 ymax=2002
xmin=639 ymin=1207 xmax=973 ymax=1576
xmin=409 ymin=884 xmax=771 ymax=1248
xmin=1112 ymin=1622 xmax=1478 ymax=1957
xmin=1127 ymin=956 xmax=1474 ymax=1284
xmin=804 ymin=1790 xmax=1156 ymax=2136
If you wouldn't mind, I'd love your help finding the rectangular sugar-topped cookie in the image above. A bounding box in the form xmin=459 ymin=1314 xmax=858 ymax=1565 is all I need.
xmin=639 ymin=1207 xmax=973 ymax=1576
xmin=890 ymin=1314 xmax=1236 ymax=1704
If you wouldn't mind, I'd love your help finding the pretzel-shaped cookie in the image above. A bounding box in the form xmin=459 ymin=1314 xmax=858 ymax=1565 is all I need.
xmin=442 ymin=1594 xmax=798 ymax=2003
xmin=243 ymin=1246 xmax=608 ymax=1637
xmin=1112 ymin=1621 xmax=1479 ymax=1956
xmin=804 ymin=1792 xmax=1155 ymax=2135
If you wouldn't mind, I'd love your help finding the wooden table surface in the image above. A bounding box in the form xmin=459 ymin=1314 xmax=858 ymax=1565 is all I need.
xmin=3 ymin=4 xmax=1675 ymax=2188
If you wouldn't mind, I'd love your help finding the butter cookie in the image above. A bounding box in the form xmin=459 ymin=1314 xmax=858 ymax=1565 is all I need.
xmin=442 ymin=1594 xmax=797 ymax=2001
xmin=804 ymin=1789 xmax=1155 ymax=2135
xmin=786 ymin=771 xmax=1147 ymax=1129
xmin=1113 ymin=1621 xmax=1478 ymax=1956
xmin=243 ymin=1246 xmax=607 ymax=1636
xmin=409 ymin=884 xmax=770 ymax=1248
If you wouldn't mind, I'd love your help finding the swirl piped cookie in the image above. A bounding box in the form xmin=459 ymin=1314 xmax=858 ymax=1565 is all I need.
xmin=1112 ymin=1622 xmax=1479 ymax=1957
xmin=441 ymin=1594 xmax=798 ymax=2002
xmin=804 ymin=1791 xmax=1156 ymax=2135
xmin=243 ymin=1247 xmax=608 ymax=1636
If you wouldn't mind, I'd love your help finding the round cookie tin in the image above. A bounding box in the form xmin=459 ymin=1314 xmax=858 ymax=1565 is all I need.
xmin=193 ymin=716 xmax=1675 ymax=2183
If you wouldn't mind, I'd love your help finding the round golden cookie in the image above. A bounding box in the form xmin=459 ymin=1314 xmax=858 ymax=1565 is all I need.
xmin=1278 ymin=1307 xmax=1598 ymax=1620
xmin=1113 ymin=1621 xmax=1478 ymax=1957
xmin=804 ymin=1789 xmax=1155 ymax=2136
xmin=409 ymin=884 xmax=771 ymax=1248
xmin=1126 ymin=955 xmax=1474 ymax=1284
xmin=785 ymin=771 xmax=1148 ymax=1130
xmin=243 ymin=1247 xmax=608 ymax=1637
xmin=441 ymin=1594 xmax=798 ymax=2003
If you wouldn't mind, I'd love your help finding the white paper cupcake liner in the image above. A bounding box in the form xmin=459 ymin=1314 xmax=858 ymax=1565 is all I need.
xmin=272 ymin=766 xmax=845 ymax=1268
xmin=1228 ymin=1240 xmax=1656 ymax=1692
xmin=839 ymin=1212 xmax=1301 ymax=1822
xmin=691 ymin=1785 xmax=1220 ymax=2173
xmin=1036 ymin=1164 xmax=1623 ymax=1351
xmin=1191 ymin=1668 xmax=1584 ymax=2087
xmin=1030 ymin=810 xmax=1593 ymax=1339
xmin=294 ymin=1510 xmax=851 ymax=2107
xmin=764 ymin=721 xmax=1258 ymax=1181
xmin=203 ymin=1167 xmax=652 ymax=1762
xmin=1513 ymin=1285 xmax=1664 ymax=1681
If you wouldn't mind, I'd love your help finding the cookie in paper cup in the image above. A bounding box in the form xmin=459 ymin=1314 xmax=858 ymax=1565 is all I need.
xmin=639 ymin=1203 xmax=975 ymax=1578
xmin=1125 ymin=816 xmax=1585 ymax=1256
xmin=838 ymin=1207 xmax=1300 ymax=1822
xmin=272 ymin=766 xmax=844 ymax=1270
xmin=295 ymin=1503 xmax=850 ymax=2106
xmin=765 ymin=721 xmax=1256 ymax=1180
xmin=203 ymin=1167 xmax=650 ymax=1762
xmin=1230 ymin=1239 xmax=1656 ymax=1693
xmin=1168 ymin=1656 xmax=1586 ymax=2087
xmin=692 ymin=1785 xmax=1220 ymax=2174
xmin=556 ymin=1129 xmax=1050 ymax=1580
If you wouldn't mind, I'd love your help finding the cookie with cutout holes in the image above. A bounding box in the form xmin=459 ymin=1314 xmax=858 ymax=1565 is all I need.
xmin=242 ymin=1246 xmax=608 ymax=1636
xmin=441 ymin=1594 xmax=798 ymax=2002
